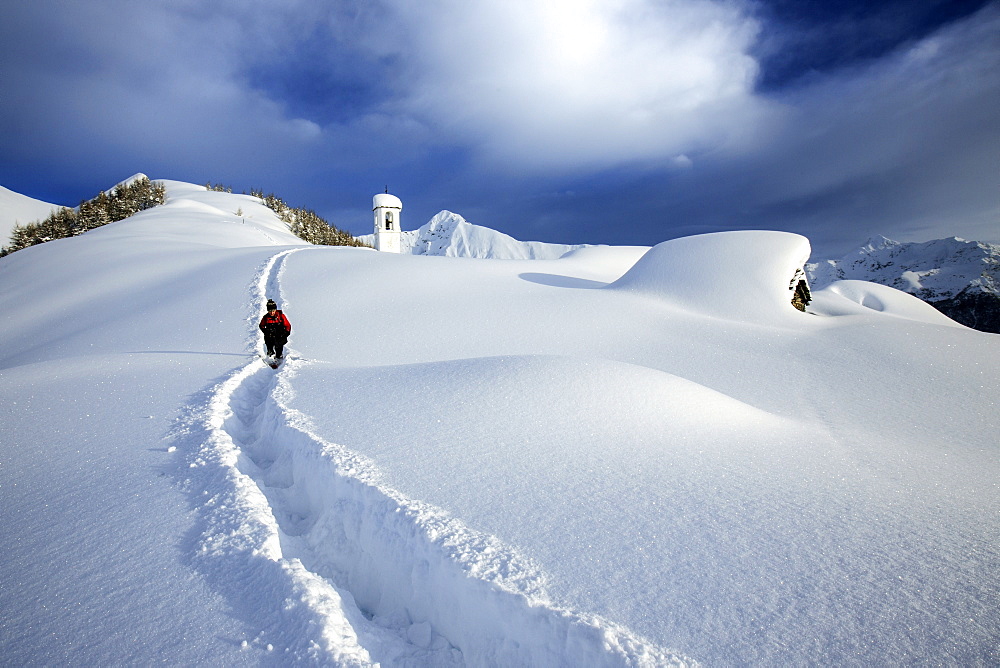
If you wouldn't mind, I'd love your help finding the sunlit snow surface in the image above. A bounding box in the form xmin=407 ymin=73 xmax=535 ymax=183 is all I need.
xmin=1 ymin=182 xmax=997 ymax=665
xmin=0 ymin=184 xmax=61 ymax=240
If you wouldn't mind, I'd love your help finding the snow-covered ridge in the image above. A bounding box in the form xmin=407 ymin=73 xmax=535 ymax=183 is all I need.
xmin=0 ymin=173 xmax=154 ymax=242
xmin=806 ymin=235 xmax=999 ymax=301
xmin=359 ymin=210 xmax=590 ymax=259
xmin=0 ymin=185 xmax=60 ymax=241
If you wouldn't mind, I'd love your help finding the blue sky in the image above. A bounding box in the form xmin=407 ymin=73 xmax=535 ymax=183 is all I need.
xmin=1 ymin=0 xmax=996 ymax=257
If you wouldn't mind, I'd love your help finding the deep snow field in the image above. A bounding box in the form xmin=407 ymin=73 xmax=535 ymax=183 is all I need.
xmin=0 ymin=181 xmax=997 ymax=666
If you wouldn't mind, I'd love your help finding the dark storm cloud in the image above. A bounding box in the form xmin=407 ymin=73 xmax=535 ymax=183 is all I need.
xmin=0 ymin=0 xmax=410 ymax=202
xmin=750 ymin=0 xmax=994 ymax=89
xmin=0 ymin=1 xmax=318 ymax=199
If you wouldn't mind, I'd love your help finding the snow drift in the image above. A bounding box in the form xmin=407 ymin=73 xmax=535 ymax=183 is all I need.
xmin=610 ymin=230 xmax=812 ymax=320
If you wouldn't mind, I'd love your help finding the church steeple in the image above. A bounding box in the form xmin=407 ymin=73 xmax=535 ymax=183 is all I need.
xmin=372 ymin=191 xmax=402 ymax=253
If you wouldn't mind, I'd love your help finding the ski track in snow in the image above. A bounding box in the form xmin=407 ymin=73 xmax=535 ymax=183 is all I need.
xmin=172 ymin=249 xmax=693 ymax=666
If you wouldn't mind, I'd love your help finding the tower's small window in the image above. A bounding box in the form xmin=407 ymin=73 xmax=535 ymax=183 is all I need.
xmin=385 ymin=211 xmax=394 ymax=230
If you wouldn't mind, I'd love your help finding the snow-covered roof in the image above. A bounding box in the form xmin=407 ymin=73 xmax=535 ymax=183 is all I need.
xmin=372 ymin=193 xmax=402 ymax=210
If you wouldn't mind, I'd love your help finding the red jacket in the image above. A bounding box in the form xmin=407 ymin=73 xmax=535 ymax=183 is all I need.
xmin=259 ymin=310 xmax=291 ymax=338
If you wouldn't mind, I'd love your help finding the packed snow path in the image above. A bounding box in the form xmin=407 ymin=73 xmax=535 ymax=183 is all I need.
xmin=178 ymin=249 xmax=689 ymax=665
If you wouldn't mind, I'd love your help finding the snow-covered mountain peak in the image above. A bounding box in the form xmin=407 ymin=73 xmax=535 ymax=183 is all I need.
xmin=409 ymin=210 xmax=589 ymax=259
xmin=358 ymin=209 xmax=589 ymax=259
xmin=413 ymin=210 xmax=469 ymax=249
xmin=859 ymin=234 xmax=900 ymax=253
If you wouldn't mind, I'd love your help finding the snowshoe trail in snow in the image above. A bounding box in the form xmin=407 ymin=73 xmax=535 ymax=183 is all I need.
xmin=247 ymin=247 xmax=296 ymax=356
xmin=177 ymin=248 xmax=693 ymax=666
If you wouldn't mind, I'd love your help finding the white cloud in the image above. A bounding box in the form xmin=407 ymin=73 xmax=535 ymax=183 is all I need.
xmin=634 ymin=3 xmax=1000 ymax=253
xmin=382 ymin=0 xmax=765 ymax=170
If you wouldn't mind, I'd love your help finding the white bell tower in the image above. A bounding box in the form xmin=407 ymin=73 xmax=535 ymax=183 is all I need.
xmin=373 ymin=191 xmax=402 ymax=253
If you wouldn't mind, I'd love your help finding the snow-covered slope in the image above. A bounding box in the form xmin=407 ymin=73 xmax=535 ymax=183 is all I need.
xmin=0 ymin=185 xmax=60 ymax=241
xmin=359 ymin=210 xmax=592 ymax=259
xmin=1 ymin=181 xmax=998 ymax=666
xmin=103 ymin=171 xmax=155 ymax=195
xmin=807 ymin=235 xmax=1000 ymax=332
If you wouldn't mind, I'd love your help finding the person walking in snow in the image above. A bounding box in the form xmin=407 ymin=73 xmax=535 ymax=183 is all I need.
xmin=259 ymin=299 xmax=291 ymax=359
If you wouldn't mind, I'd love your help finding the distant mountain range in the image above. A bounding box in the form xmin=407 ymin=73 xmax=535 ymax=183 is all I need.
xmin=806 ymin=236 xmax=1000 ymax=333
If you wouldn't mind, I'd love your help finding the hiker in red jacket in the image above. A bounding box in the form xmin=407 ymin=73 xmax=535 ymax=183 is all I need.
xmin=259 ymin=299 xmax=291 ymax=359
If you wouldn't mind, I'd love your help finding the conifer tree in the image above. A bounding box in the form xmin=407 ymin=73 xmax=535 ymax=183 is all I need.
xmin=46 ymin=207 xmax=78 ymax=239
xmin=255 ymin=190 xmax=370 ymax=248
xmin=77 ymin=193 xmax=111 ymax=233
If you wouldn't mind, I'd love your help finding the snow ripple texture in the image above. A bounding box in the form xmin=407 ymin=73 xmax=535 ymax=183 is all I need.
xmin=175 ymin=250 xmax=694 ymax=666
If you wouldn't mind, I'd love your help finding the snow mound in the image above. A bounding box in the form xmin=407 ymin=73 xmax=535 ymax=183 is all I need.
xmin=515 ymin=245 xmax=652 ymax=288
xmin=610 ymin=230 xmax=811 ymax=320
xmin=556 ymin=244 xmax=650 ymax=274
xmin=294 ymin=354 xmax=782 ymax=455
xmin=271 ymin=354 xmax=767 ymax=664
xmin=810 ymin=279 xmax=967 ymax=326
xmin=232 ymin=355 xmax=697 ymax=666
